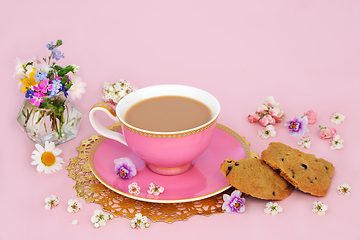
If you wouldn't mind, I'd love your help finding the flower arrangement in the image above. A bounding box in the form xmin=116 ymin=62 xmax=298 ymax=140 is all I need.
xmin=247 ymin=96 xmax=285 ymax=127
xmin=15 ymin=40 xmax=86 ymax=144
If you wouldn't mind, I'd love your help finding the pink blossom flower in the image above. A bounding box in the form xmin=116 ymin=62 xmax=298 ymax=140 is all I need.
xmin=256 ymin=105 xmax=268 ymax=114
xmin=33 ymin=79 xmax=53 ymax=94
xmin=319 ymin=126 xmax=337 ymax=139
xmin=270 ymin=107 xmax=285 ymax=123
xmin=247 ymin=113 xmax=260 ymax=123
xmin=29 ymin=92 xmax=45 ymax=107
xmin=259 ymin=114 xmax=275 ymax=127
xmin=264 ymin=96 xmax=279 ymax=108
xmin=305 ymin=110 xmax=317 ymax=124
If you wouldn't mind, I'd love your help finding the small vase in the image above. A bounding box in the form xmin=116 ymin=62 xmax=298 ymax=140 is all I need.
xmin=16 ymin=93 xmax=83 ymax=146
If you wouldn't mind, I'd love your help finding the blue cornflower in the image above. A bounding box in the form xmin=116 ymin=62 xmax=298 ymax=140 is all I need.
xmin=34 ymin=71 xmax=47 ymax=82
xmin=51 ymin=47 xmax=64 ymax=61
xmin=25 ymin=89 xmax=34 ymax=99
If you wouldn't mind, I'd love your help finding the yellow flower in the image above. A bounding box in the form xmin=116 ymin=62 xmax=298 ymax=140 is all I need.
xmin=20 ymin=71 xmax=36 ymax=93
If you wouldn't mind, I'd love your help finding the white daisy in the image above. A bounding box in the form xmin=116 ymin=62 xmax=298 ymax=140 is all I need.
xmin=330 ymin=112 xmax=345 ymax=124
xmin=258 ymin=125 xmax=276 ymax=139
xmin=68 ymin=199 xmax=82 ymax=213
xmin=68 ymin=77 xmax=87 ymax=100
xmin=31 ymin=141 xmax=64 ymax=174
xmin=330 ymin=135 xmax=344 ymax=150
xmin=264 ymin=202 xmax=283 ymax=215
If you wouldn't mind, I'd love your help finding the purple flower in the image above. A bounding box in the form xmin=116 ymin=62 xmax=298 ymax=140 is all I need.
xmin=25 ymin=89 xmax=34 ymax=99
xmin=34 ymin=79 xmax=53 ymax=94
xmin=114 ymin=157 xmax=137 ymax=179
xmin=51 ymin=47 xmax=64 ymax=61
xmin=46 ymin=41 xmax=54 ymax=50
xmin=222 ymin=190 xmax=245 ymax=214
xmin=29 ymin=92 xmax=45 ymax=107
xmin=284 ymin=116 xmax=309 ymax=137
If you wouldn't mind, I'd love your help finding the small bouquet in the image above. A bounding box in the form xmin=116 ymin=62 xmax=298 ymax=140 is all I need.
xmin=15 ymin=40 xmax=86 ymax=143
xmin=247 ymin=96 xmax=285 ymax=126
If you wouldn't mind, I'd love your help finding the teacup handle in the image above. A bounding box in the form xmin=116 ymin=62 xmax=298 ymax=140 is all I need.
xmin=89 ymin=103 xmax=128 ymax=146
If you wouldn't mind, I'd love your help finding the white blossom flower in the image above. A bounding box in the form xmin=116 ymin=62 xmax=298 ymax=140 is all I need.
xmin=330 ymin=112 xmax=345 ymax=124
xmin=131 ymin=213 xmax=150 ymax=229
xmin=45 ymin=195 xmax=60 ymax=210
xmin=330 ymin=135 xmax=344 ymax=150
xmin=298 ymin=136 xmax=311 ymax=148
xmin=91 ymin=209 xmax=113 ymax=228
xmin=147 ymin=183 xmax=164 ymax=196
xmin=128 ymin=182 xmax=141 ymax=195
xmin=264 ymin=202 xmax=283 ymax=215
xmin=31 ymin=141 xmax=64 ymax=174
xmin=102 ymin=79 xmax=134 ymax=105
xmin=258 ymin=125 xmax=276 ymax=139
xmin=312 ymin=201 xmax=328 ymax=215
xmin=68 ymin=77 xmax=86 ymax=100
xmin=67 ymin=199 xmax=82 ymax=213
xmin=71 ymin=220 xmax=78 ymax=225
xmin=337 ymin=183 xmax=351 ymax=196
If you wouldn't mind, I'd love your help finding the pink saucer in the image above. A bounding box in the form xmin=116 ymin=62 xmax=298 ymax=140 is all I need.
xmin=89 ymin=123 xmax=251 ymax=203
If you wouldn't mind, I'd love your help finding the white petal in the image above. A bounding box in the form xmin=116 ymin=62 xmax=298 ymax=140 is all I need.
xmin=71 ymin=220 xmax=78 ymax=225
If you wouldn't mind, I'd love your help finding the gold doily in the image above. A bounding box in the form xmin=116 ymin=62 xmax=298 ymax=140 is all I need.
xmin=66 ymin=123 xmax=257 ymax=223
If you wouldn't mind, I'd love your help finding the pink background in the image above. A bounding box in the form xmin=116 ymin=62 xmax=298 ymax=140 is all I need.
xmin=1 ymin=0 xmax=359 ymax=239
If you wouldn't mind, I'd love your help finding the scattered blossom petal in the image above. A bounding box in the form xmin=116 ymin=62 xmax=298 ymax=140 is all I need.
xmin=330 ymin=112 xmax=345 ymax=124
xmin=147 ymin=183 xmax=165 ymax=196
xmin=298 ymin=136 xmax=311 ymax=148
xmin=128 ymin=182 xmax=141 ymax=195
xmin=337 ymin=183 xmax=351 ymax=196
xmin=67 ymin=199 xmax=82 ymax=213
xmin=258 ymin=125 xmax=276 ymax=139
xmin=264 ymin=202 xmax=283 ymax=215
xmin=330 ymin=135 xmax=344 ymax=150
xmin=131 ymin=213 xmax=150 ymax=229
xmin=312 ymin=201 xmax=328 ymax=215
xmin=45 ymin=195 xmax=60 ymax=210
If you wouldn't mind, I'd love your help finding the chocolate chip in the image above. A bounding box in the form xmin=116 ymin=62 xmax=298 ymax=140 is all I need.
xmin=235 ymin=162 xmax=239 ymax=166
xmin=226 ymin=166 xmax=233 ymax=176
xmin=300 ymin=164 xmax=308 ymax=170
xmin=272 ymin=192 xmax=275 ymax=196
xmin=281 ymin=158 xmax=285 ymax=162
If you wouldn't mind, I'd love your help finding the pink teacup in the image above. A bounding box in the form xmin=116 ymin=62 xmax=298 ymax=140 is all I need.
xmin=89 ymin=84 xmax=220 ymax=175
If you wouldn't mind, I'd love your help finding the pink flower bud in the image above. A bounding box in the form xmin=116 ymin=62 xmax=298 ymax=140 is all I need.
xmin=270 ymin=108 xmax=285 ymax=123
xmin=259 ymin=114 xmax=275 ymax=127
xmin=247 ymin=113 xmax=260 ymax=123
xmin=319 ymin=126 xmax=337 ymax=139
xmin=256 ymin=105 xmax=268 ymax=114
xmin=305 ymin=110 xmax=317 ymax=124
xmin=264 ymin=96 xmax=279 ymax=108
